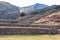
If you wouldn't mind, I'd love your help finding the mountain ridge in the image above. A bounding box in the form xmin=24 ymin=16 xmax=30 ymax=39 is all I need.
xmin=20 ymin=3 xmax=48 ymax=13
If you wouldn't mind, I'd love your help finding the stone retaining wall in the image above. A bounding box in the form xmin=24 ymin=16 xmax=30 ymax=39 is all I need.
xmin=0 ymin=25 xmax=59 ymax=34
xmin=0 ymin=27 xmax=58 ymax=34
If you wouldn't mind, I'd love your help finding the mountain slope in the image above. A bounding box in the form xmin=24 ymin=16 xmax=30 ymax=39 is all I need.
xmin=35 ymin=5 xmax=60 ymax=15
xmin=20 ymin=3 xmax=48 ymax=13
xmin=33 ymin=3 xmax=48 ymax=10
xmin=0 ymin=1 xmax=20 ymax=19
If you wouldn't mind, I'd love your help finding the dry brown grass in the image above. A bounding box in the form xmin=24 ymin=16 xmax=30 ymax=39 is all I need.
xmin=0 ymin=35 xmax=60 ymax=40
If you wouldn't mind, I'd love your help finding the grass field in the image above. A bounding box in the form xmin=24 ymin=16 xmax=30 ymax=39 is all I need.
xmin=0 ymin=34 xmax=60 ymax=40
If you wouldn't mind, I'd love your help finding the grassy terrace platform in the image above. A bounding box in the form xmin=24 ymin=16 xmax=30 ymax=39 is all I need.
xmin=0 ymin=34 xmax=60 ymax=40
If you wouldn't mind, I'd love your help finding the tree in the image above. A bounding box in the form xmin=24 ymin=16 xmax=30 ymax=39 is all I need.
xmin=20 ymin=12 xmax=25 ymax=17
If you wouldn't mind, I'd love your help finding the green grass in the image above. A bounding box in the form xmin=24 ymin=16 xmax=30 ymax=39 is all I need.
xmin=0 ymin=34 xmax=59 ymax=40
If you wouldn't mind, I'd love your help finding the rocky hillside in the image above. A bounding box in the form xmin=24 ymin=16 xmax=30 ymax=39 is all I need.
xmin=31 ymin=11 xmax=60 ymax=25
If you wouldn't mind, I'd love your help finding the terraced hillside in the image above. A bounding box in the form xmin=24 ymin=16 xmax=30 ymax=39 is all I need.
xmin=17 ymin=15 xmax=42 ymax=25
xmin=0 ymin=11 xmax=60 ymax=26
xmin=0 ymin=14 xmax=52 ymax=26
xmin=32 ymin=11 xmax=60 ymax=25
xmin=0 ymin=11 xmax=60 ymax=34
